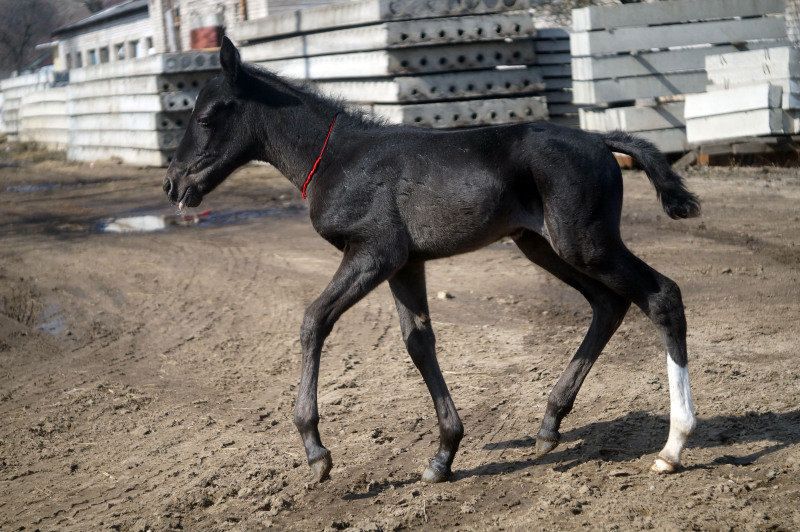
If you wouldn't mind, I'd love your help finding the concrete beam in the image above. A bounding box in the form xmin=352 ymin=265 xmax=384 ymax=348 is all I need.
xmin=571 ymin=45 xmax=770 ymax=81
xmin=706 ymin=45 xmax=799 ymax=72
xmin=684 ymin=83 xmax=782 ymax=118
xmin=67 ymin=145 xmax=170 ymax=166
xmin=580 ymin=102 xmax=685 ymax=132
xmin=704 ymin=79 xmax=800 ymax=109
xmin=634 ymin=127 xmax=688 ymax=153
xmin=229 ymin=0 xmax=533 ymax=43
xmin=570 ymin=17 xmax=787 ymax=57
xmin=257 ymin=42 xmax=536 ymax=79
xmin=69 ymin=129 xmax=181 ymax=151
xmin=18 ymin=128 xmax=69 ymax=149
xmin=69 ymin=112 xmax=190 ymax=132
xmin=314 ymin=68 xmax=545 ymax=103
xmin=371 ymin=96 xmax=547 ymax=128
xmin=66 ymin=73 xmax=214 ymax=100
xmin=573 ymin=72 xmax=707 ymax=104
xmin=67 ymin=92 xmax=197 ymax=115
xmin=240 ymin=14 xmax=535 ymax=62
xmin=572 ymin=0 xmax=785 ymax=32
xmin=68 ymin=52 xmax=219 ymax=83
xmin=687 ymin=108 xmax=799 ymax=143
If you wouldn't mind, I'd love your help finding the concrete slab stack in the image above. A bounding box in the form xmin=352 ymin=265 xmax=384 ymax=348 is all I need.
xmin=685 ymin=47 xmax=800 ymax=144
xmin=572 ymin=0 xmax=789 ymax=153
xmin=231 ymin=0 xmax=549 ymax=128
xmin=530 ymin=27 xmax=581 ymax=126
xmin=65 ymin=52 xmax=219 ymax=166
xmin=19 ymin=87 xmax=70 ymax=150
xmin=1 ymin=70 xmax=61 ymax=142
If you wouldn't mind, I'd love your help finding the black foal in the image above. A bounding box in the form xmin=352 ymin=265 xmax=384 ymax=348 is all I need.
xmin=164 ymin=38 xmax=700 ymax=483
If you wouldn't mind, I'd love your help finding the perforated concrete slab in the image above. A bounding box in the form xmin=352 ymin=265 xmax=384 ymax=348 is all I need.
xmin=314 ymin=68 xmax=544 ymax=103
xmin=371 ymin=96 xmax=547 ymax=128
xmin=240 ymin=14 xmax=535 ymax=62
xmin=256 ymin=41 xmax=536 ymax=79
xmin=230 ymin=0 xmax=533 ymax=43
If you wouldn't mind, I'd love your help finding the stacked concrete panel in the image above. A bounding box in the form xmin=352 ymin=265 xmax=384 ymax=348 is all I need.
xmin=530 ymin=27 xmax=581 ymax=126
xmin=573 ymin=0 xmax=789 ymax=153
xmin=65 ymin=51 xmax=219 ymax=166
xmin=19 ymin=87 xmax=70 ymax=150
xmin=1 ymin=70 xmax=60 ymax=142
xmin=232 ymin=0 xmax=548 ymax=128
xmin=685 ymin=47 xmax=800 ymax=144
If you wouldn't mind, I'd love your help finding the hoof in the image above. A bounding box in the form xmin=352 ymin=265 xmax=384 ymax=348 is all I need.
xmin=309 ymin=450 xmax=333 ymax=483
xmin=422 ymin=462 xmax=450 ymax=483
xmin=651 ymin=456 xmax=680 ymax=474
xmin=535 ymin=437 xmax=559 ymax=456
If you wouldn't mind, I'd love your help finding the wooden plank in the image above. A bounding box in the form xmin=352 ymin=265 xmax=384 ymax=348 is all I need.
xmin=572 ymin=0 xmax=785 ymax=32
xmin=580 ymin=102 xmax=685 ymax=132
xmin=570 ymin=17 xmax=786 ymax=57
xmin=573 ymin=71 xmax=707 ymax=105
xmin=684 ymin=83 xmax=782 ymax=119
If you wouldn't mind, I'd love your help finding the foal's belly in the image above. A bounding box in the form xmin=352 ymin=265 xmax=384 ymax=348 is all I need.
xmin=397 ymin=176 xmax=517 ymax=260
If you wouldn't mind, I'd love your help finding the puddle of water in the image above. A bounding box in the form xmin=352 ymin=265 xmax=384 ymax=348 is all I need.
xmin=5 ymin=183 xmax=61 ymax=192
xmin=36 ymin=304 xmax=67 ymax=336
xmin=97 ymin=206 xmax=305 ymax=233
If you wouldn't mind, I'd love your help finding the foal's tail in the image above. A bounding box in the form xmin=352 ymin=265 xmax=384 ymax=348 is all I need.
xmin=601 ymin=131 xmax=700 ymax=220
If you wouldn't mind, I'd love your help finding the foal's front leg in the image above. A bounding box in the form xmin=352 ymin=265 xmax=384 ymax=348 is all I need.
xmin=295 ymin=244 xmax=402 ymax=482
xmin=389 ymin=262 xmax=464 ymax=483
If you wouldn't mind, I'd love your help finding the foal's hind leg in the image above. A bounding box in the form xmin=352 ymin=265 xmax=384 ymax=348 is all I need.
xmin=549 ymin=233 xmax=696 ymax=473
xmin=295 ymin=243 xmax=404 ymax=482
xmin=389 ymin=262 xmax=463 ymax=483
xmin=514 ymin=231 xmax=630 ymax=455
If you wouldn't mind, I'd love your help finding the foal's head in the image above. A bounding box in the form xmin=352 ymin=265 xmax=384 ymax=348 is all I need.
xmin=163 ymin=37 xmax=259 ymax=209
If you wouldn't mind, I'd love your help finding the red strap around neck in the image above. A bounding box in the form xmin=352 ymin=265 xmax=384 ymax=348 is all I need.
xmin=301 ymin=114 xmax=338 ymax=199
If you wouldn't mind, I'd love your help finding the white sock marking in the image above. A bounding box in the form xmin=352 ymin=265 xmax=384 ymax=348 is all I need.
xmin=659 ymin=353 xmax=696 ymax=466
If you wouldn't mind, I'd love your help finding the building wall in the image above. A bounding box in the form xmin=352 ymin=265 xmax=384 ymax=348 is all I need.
xmin=56 ymin=14 xmax=155 ymax=71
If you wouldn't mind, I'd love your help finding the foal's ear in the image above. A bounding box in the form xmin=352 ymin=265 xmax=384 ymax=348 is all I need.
xmin=220 ymin=36 xmax=242 ymax=87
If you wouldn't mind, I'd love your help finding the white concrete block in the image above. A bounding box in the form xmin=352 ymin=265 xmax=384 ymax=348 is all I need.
xmin=571 ymin=45 xmax=768 ymax=81
xmin=687 ymin=108 xmax=799 ymax=143
xmin=573 ymin=72 xmax=707 ymax=104
xmin=69 ymin=129 xmax=182 ymax=150
xmin=635 ymin=128 xmax=688 ymax=153
xmin=706 ymin=45 xmax=800 ymax=73
xmin=240 ymin=14 xmax=535 ymax=61
xmin=230 ymin=0 xmax=533 ymax=43
xmin=314 ymin=68 xmax=545 ymax=103
xmin=572 ymin=0 xmax=785 ymax=32
xmin=68 ymin=52 xmax=219 ymax=83
xmin=67 ymin=145 xmax=170 ymax=166
xmin=570 ymin=17 xmax=787 ymax=57
xmin=580 ymin=102 xmax=685 ymax=132
xmin=256 ymin=42 xmax=536 ymax=79
xmin=69 ymin=112 xmax=189 ymax=132
xmin=371 ymin=96 xmax=547 ymax=128
xmin=684 ymin=83 xmax=783 ymax=118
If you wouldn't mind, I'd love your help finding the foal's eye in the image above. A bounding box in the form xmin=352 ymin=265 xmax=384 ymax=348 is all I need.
xmin=197 ymin=117 xmax=211 ymax=129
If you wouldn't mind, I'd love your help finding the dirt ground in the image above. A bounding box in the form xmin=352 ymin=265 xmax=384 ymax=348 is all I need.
xmin=0 ymin=151 xmax=798 ymax=531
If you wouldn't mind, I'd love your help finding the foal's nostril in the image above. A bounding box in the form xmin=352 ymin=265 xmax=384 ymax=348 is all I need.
xmin=163 ymin=178 xmax=172 ymax=195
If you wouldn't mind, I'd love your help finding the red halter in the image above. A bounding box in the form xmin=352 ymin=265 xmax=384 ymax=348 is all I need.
xmin=301 ymin=114 xmax=338 ymax=199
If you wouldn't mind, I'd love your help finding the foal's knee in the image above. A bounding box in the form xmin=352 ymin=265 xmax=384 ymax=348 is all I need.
xmin=404 ymin=325 xmax=435 ymax=366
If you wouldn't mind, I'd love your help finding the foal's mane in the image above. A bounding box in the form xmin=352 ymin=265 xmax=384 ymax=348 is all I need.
xmin=241 ymin=63 xmax=386 ymax=130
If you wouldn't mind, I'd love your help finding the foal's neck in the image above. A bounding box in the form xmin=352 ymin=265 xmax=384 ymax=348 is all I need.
xmin=252 ymin=88 xmax=341 ymax=193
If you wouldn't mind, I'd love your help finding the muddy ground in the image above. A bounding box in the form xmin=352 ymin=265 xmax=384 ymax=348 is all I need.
xmin=0 ymin=152 xmax=798 ymax=530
